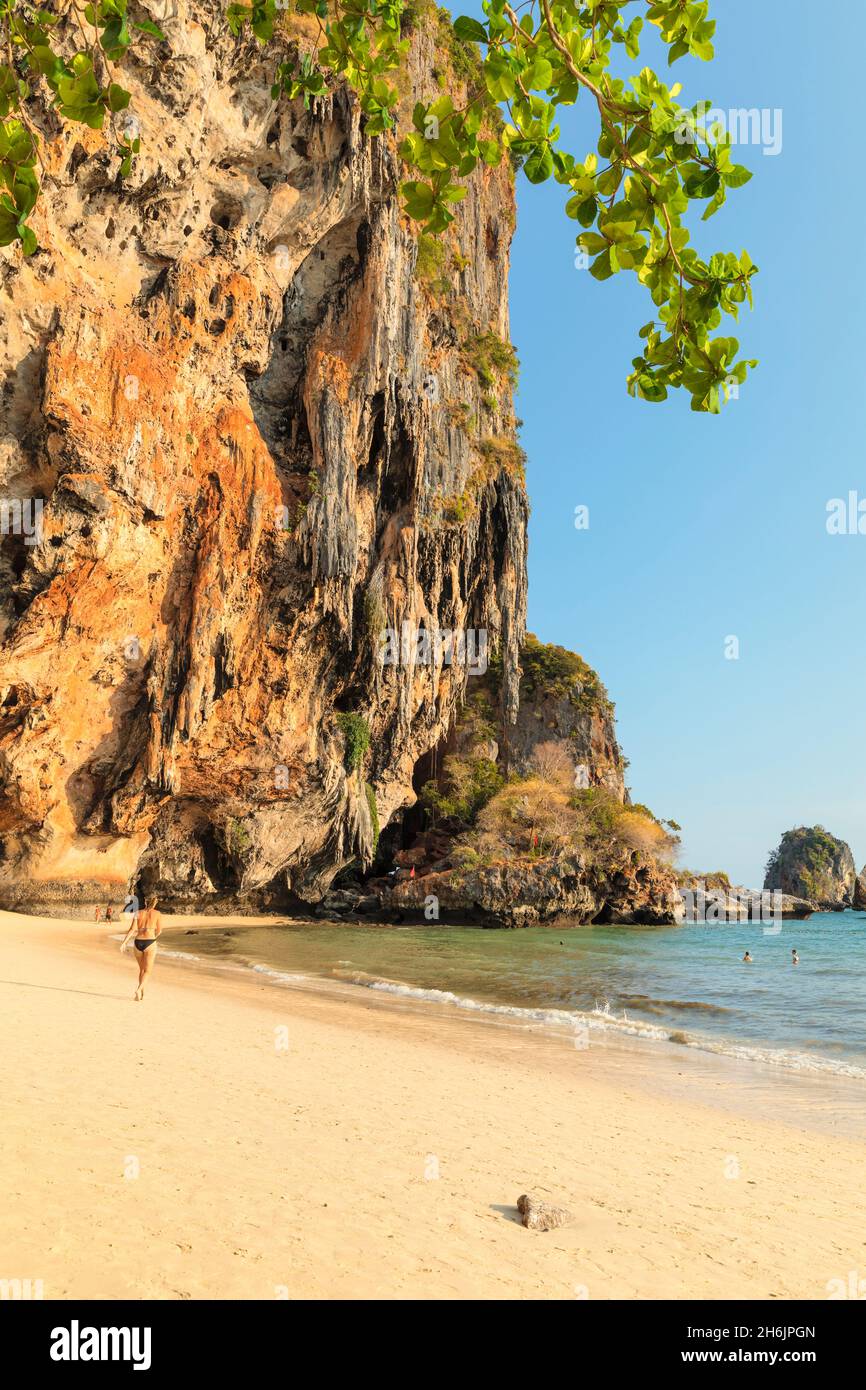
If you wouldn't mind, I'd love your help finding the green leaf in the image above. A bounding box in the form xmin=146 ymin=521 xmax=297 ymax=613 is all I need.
xmin=724 ymin=164 xmax=752 ymax=189
xmin=523 ymin=144 xmax=554 ymax=184
xmin=578 ymin=232 xmax=607 ymax=255
xmin=576 ymin=196 xmax=597 ymax=227
xmin=524 ymin=56 xmax=553 ymax=91
xmin=701 ymin=186 xmax=726 ymax=221
xmin=484 ymin=55 xmax=515 ymax=102
xmin=100 ymin=16 xmax=131 ymax=62
xmin=401 ymin=180 xmax=435 ymax=220
xmin=0 ymin=201 xmax=20 ymax=247
xmin=108 ymin=84 xmax=131 ymax=113
xmin=18 ymin=220 xmax=37 ymax=256
xmin=452 ymin=16 xmax=487 ymax=44
xmin=133 ymin=20 xmax=167 ymax=41
xmin=589 ymin=249 xmax=613 ymax=281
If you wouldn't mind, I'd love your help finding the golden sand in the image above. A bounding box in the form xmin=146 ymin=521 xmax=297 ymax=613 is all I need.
xmin=2 ymin=909 xmax=863 ymax=1300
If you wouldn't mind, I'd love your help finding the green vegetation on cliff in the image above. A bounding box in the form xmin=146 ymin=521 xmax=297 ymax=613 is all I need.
xmin=364 ymin=781 xmax=380 ymax=855
xmin=420 ymin=754 xmax=504 ymax=827
xmin=337 ymin=712 xmax=371 ymax=774
xmin=454 ymin=744 xmax=676 ymax=867
xmin=460 ymin=331 xmax=519 ymax=393
xmin=519 ymin=633 xmax=613 ymax=716
xmin=433 ymin=434 xmax=525 ymax=525
xmin=420 ymin=728 xmax=674 ymax=871
xmin=676 ymin=869 xmax=732 ymax=889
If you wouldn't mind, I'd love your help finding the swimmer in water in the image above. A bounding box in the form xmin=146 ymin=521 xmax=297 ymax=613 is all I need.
xmin=792 ymin=949 xmax=799 ymax=965
xmin=742 ymin=951 xmax=753 ymax=963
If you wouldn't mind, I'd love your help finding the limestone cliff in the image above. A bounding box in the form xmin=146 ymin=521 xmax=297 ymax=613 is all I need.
xmin=0 ymin=4 xmax=527 ymax=910
xmin=764 ymin=826 xmax=856 ymax=911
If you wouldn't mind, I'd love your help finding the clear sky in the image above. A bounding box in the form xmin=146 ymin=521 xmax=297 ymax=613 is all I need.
xmin=486 ymin=0 xmax=866 ymax=886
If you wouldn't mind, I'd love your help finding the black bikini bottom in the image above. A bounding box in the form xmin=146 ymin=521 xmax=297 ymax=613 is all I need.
xmin=134 ymin=939 xmax=156 ymax=952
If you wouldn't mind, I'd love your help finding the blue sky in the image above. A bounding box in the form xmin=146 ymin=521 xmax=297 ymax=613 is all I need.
xmin=484 ymin=0 xmax=866 ymax=885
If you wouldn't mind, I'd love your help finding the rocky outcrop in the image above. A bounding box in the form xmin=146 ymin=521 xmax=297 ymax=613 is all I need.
xmin=385 ymin=848 xmax=684 ymax=927
xmin=433 ymin=632 xmax=625 ymax=794
xmin=677 ymin=877 xmax=813 ymax=921
xmin=502 ymin=634 xmax=625 ymax=794
xmin=764 ymin=827 xmax=857 ymax=911
xmin=855 ymin=868 xmax=866 ymax=912
xmin=371 ymin=629 xmax=681 ymax=924
xmin=0 ymin=5 xmax=527 ymax=911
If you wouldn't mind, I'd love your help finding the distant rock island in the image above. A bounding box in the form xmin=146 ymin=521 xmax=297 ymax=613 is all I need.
xmin=764 ymin=826 xmax=858 ymax=911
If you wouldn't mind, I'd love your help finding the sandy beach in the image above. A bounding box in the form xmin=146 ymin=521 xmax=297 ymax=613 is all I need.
xmin=2 ymin=908 xmax=865 ymax=1301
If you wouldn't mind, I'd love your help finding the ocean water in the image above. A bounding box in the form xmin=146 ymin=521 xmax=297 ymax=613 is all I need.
xmin=160 ymin=912 xmax=866 ymax=1079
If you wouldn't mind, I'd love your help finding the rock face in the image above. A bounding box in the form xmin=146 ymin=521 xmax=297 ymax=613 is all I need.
xmin=0 ymin=6 xmax=527 ymax=911
xmin=422 ymin=631 xmax=625 ymax=797
xmin=386 ymin=850 xmax=683 ymax=927
xmin=855 ymin=869 xmax=866 ymax=912
xmin=764 ymin=827 xmax=857 ymax=910
xmin=488 ymin=633 xmax=625 ymax=795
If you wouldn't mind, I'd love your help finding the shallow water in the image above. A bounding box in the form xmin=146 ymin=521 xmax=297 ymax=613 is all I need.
xmin=161 ymin=912 xmax=866 ymax=1079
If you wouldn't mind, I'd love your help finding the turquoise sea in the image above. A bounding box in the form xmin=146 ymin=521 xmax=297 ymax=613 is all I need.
xmin=160 ymin=912 xmax=866 ymax=1079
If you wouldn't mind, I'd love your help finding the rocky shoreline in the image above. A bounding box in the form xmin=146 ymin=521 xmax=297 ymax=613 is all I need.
xmin=381 ymin=850 xmax=683 ymax=927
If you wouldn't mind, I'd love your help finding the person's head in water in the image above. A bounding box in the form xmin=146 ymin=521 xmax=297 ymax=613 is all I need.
xmin=743 ymin=951 xmax=752 ymax=962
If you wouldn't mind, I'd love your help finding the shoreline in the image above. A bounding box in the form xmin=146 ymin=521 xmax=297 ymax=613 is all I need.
xmin=155 ymin=929 xmax=866 ymax=1144
xmin=154 ymin=913 xmax=866 ymax=1093
xmin=3 ymin=908 xmax=865 ymax=1300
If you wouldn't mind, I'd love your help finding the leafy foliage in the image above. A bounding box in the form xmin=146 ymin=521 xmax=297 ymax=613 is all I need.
xmin=225 ymin=816 xmax=252 ymax=856
xmin=460 ymin=329 xmax=519 ymax=391
xmin=2 ymin=0 xmax=757 ymax=409
xmin=337 ymin=711 xmax=371 ymax=772
xmin=420 ymin=752 xmax=505 ymax=825
xmin=0 ymin=1 xmax=163 ymax=253
xmin=364 ymin=780 xmax=380 ymax=853
xmin=467 ymin=770 xmax=675 ymax=862
xmin=520 ymin=632 xmax=611 ymax=713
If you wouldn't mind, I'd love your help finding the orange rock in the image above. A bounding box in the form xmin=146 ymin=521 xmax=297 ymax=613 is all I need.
xmin=0 ymin=4 xmax=527 ymax=914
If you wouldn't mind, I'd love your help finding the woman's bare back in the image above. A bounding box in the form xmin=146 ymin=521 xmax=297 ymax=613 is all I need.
xmin=136 ymin=906 xmax=162 ymax=940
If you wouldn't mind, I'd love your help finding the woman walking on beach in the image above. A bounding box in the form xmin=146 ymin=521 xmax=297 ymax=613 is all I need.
xmin=120 ymin=895 xmax=162 ymax=1001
